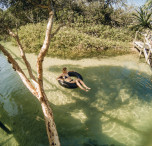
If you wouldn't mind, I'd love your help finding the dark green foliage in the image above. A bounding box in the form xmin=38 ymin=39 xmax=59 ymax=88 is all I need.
xmin=0 ymin=0 xmax=136 ymax=59
xmin=11 ymin=22 xmax=133 ymax=59
xmin=50 ymin=0 xmax=130 ymax=26
xmin=0 ymin=0 xmax=133 ymax=29
xmin=0 ymin=0 xmax=49 ymax=41
xmin=0 ymin=8 xmax=22 ymax=40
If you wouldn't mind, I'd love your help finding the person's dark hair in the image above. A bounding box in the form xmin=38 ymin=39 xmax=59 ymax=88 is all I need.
xmin=62 ymin=67 xmax=67 ymax=71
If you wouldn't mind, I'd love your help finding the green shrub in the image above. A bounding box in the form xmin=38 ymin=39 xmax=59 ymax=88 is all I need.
xmin=16 ymin=22 xmax=46 ymax=53
xmin=71 ymin=23 xmax=135 ymax=42
xmin=12 ymin=22 xmax=133 ymax=59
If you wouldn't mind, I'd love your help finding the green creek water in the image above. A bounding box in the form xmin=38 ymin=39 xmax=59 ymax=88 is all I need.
xmin=0 ymin=42 xmax=152 ymax=146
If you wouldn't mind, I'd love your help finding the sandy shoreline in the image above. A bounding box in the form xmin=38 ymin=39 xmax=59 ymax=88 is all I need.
xmin=0 ymin=42 xmax=151 ymax=82
xmin=1 ymin=41 xmax=151 ymax=75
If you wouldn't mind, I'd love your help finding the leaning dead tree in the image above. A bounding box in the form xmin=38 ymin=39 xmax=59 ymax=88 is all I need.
xmin=0 ymin=1 xmax=61 ymax=146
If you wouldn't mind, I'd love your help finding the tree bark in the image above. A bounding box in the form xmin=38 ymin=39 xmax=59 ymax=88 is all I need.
xmin=8 ymin=30 xmax=37 ymax=83
xmin=36 ymin=8 xmax=60 ymax=145
xmin=0 ymin=0 xmax=61 ymax=145
xmin=0 ymin=43 xmax=60 ymax=146
xmin=40 ymin=92 xmax=60 ymax=146
xmin=0 ymin=7 xmax=60 ymax=146
xmin=0 ymin=44 xmax=37 ymax=97
xmin=37 ymin=10 xmax=54 ymax=87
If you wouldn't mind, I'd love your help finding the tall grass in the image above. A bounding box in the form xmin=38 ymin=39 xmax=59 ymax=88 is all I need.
xmin=12 ymin=22 xmax=134 ymax=59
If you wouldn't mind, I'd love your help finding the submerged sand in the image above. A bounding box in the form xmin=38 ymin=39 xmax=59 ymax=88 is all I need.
xmin=1 ymin=42 xmax=152 ymax=146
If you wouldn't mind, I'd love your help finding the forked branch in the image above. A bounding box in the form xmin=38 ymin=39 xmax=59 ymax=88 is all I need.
xmin=51 ymin=23 xmax=65 ymax=38
xmin=0 ymin=44 xmax=60 ymax=145
xmin=1 ymin=0 xmax=60 ymax=145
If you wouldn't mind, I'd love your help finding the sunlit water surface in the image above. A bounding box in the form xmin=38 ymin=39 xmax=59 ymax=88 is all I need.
xmin=0 ymin=43 xmax=152 ymax=146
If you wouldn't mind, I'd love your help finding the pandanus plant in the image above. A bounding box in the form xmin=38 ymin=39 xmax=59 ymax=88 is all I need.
xmin=145 ymin=0 xmax=152 ymax=9
xmin=132 ymin=6 xmax=152 ymax=30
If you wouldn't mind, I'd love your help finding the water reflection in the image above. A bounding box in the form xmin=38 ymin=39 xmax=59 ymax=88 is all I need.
xmin=0 ymin=121 xmax=12 ymax=134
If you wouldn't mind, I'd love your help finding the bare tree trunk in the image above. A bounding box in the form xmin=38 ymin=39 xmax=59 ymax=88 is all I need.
xmin=0 ymin=43 xmax=60 ymax=146
xmin=40 ymin=92 xmax=60 ymax=146
xmin=35 ymin=8 xmax=60 ymax=145
xmin=0 ymin=6 xmax=60 ymax=146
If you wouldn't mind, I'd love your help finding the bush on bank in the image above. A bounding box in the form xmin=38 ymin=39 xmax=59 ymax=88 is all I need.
xmin=12 ymin=22 xmax=134 ymax=59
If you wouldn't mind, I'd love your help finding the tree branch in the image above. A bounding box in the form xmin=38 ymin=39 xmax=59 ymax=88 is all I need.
xmin=0 ymin=44 xmax=60 ymax=145
xmin=24 ymin=10 xmax=35 ymax=23
xmin=8 ymin=30 xmax=37 ymax=84
xmin=0 ymin=44 xmax=37 ymax=97
xmin=51 ymin=23 xmax=65 ymax=38
xmin=35 ymin=6 xmax=61 ymax=145
xmin=37 ymin=4 xmax=49 ymax=9
xmin=27 ymin=0 xmax=49 ymax=9
xmin=37 ymin=10 xmax=54 ymax=88
xmin=2 ymin=1 xmax=61 ymax=145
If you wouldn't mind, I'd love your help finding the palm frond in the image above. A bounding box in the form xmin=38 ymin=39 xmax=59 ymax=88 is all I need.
xmin=132 ymin=6 xmax=152 ymax=30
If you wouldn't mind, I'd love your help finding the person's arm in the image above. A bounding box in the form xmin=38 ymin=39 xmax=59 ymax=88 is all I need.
xmin=56 ymin=74 xmax=63 ymax=80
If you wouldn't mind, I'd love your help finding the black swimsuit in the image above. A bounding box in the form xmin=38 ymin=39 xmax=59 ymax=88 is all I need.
xmin=63 ymin=75 xmax=73 ymax=82
xmin=70 ymin=79 xmax=73 ymax=82
xmin=63 ymin=75 xmax=69 ymax=79
xmin=64 ymin=76 xmax=68 ymax=79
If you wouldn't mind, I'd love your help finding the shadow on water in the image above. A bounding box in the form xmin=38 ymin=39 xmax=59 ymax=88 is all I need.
xmin=0 ymin=91 xmax=49 ymax=146
xmin=0 ymin=52 xmax=49 ymax=146
xmin=0 ymin=89 xmax=49 ymax=146
xmin=0 ymin=121 xmax=12 ymax=134
xmin=47 ymin=65 xmax=152 ymax=146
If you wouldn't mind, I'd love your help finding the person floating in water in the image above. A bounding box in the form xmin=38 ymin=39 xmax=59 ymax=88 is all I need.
xmin=57 ymin=67 xmax=91 ymax=92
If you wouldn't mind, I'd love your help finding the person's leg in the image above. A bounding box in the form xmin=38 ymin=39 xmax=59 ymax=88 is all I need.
xmin=76 ymin=80 xmax=88 ymax=92
xmin=78 ymin=79 xmax=91 ymax=90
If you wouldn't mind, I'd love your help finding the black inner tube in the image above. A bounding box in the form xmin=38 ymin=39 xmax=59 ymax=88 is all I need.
xmin=58 ymin=71 xmax=83 ymax=89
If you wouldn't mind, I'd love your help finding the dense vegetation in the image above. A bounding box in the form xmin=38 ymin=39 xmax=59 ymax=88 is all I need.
xmin=12 ymin=22 xmax=134 ymax=59
xmin=1 ymin=0 xmax=152 ymax=59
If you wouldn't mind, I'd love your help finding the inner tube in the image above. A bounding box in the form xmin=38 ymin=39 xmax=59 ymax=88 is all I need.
xmin=58 ymin=71 xmax=83 ymax=89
